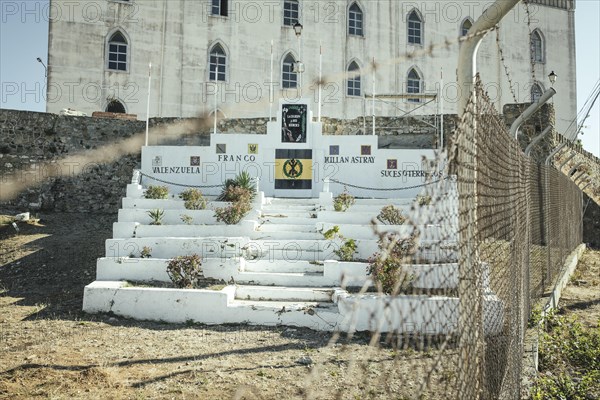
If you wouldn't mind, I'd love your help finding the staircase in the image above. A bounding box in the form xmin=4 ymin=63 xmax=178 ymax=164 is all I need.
xmin=83 ymin=173 xmax=504 ymax=334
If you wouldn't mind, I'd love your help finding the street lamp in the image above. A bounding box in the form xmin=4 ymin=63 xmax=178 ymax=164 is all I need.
xmin=292 ymin=22 xmax=304 ymax=88
xmin=36 ymin=57 xmax=47 ymax=77
xmin=548 ymin=71 xmax=557 ymax=86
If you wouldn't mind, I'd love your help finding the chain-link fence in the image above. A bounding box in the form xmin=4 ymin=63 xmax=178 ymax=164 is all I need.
xmin=297 ymin=78 xmax=582 ymax=399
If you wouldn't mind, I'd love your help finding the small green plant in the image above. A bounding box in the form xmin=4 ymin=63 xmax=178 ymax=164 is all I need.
xmin=367 ymin=233 xmax=417 ymax=294
xmin=333 ymin=188 xmax=355 ymax=212
xmin=214 ymin=200 xmax=252 ymax=225
xmin=214 ymin=174 xmax=254 ymax=225
xmin=167 ymin=254 xmax=203 ymax=288
xmin=334 ymin=239 xmax=357 ymax=262
xmin=416 ymin=194 xmax=432 ymax=206
xmin=217 ymin=171 xmax=256 ymax=201
xmin=376 ymin=205 xmax=406 ymax=225
xmin=531 ymin=311 xmax=600 ymax=399
xmin=140 ymin=246 xmax=152 ymax=258
xmin=322 ymin=225 xmax=341 ymax=240
xmin=147 ymin=209 xmax=164 ymax=225
xmin=179 ymin=188 xmax=207 ymax=210
xmin=528 ymin=305 xmax=544 ymax=328
xmin=145 ymin=185 xmax=169 ymax=199
xmin=322 ymin=226 xmax=357 ymax=262
xmin=219 ymin=186 xmax=254 ymax=204
xmin=180 ymin=214 xmax=194 ymax=225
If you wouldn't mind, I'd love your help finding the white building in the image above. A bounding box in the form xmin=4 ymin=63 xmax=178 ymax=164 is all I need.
xmin=46 ymin=0 xmax=577 ymax=136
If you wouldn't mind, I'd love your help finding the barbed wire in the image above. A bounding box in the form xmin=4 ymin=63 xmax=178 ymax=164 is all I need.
xmin=495 ymin=25 xmax=519 ymax=104
xmin=329 ymin=177 xmax=451 ymax=191
xmin=523 ymin=0 xmax=538 ymax=84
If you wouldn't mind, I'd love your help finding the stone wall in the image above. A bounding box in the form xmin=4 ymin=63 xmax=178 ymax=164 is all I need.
xmin=0 ymin=109 xmax=451 ymax=213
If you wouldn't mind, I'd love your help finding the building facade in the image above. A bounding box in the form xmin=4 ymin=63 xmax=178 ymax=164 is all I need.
xmin=46 ymin=0 xmax=577 ymax=136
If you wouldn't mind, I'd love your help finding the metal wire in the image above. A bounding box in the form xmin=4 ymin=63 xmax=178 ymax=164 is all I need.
xmin=302 ymin=77 xmax=583 ymax=400
xmin=139 ymin=172 xmax=225 ymax=189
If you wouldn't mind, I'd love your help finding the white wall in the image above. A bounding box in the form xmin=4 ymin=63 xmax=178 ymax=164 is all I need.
xmin=140 ymin=100 xmax=449 ymax=198
xmin=46 ymin=1 xmax=576 ymax=136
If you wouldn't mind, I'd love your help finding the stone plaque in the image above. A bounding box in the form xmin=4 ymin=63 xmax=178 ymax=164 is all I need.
xmin=281 ymin=104 xmax=307 ymax=143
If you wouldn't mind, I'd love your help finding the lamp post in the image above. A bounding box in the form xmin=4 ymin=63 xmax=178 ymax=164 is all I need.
xmin=145 ymin=62 xmax=152 ymax=147
xmin=548 ymin=71 xmax=557 ymax=87
xmin=36 ymin=57 xmax=47 ymax=77
xmin=293 ymin=22 xmax=304 ymax=91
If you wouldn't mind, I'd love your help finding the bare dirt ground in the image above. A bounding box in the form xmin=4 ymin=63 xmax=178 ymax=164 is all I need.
xmin=557 ymin=249 xmax=600 ymax=328
xmin=0 ymin=212 xmax=460 ymax=400
xmin=1 ymin=212 xmax=597 ymax=399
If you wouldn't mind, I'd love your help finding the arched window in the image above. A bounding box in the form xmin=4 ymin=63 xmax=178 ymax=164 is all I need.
xmin=283 ymin=0 xmax=299 ymax=26
xmin=531 ymin=30 xmax=544 ymax=63
xmin=282 ymin=53 xmax=297 ymax=88
xmin=106 ymin=99 xmax=126 ymax=113
xmin=531 ymin=83 xmax=544 ymax=102
xmin=347 ymin=62 xmax=361 ymax=96
xmin=209 ymin=109 xmax=226 ymax=119
xmin=348 ymin=3 xmax=363 ymax=36
xmin=407 ymin=68 xmax=422 ymax=103
xmin=461 ymin=18 xmax=473 ymax=37
xmin=407 ymin=10 xmax=422 ymax=45
xmin=107 ymin=31 xmax=128 ymax=71
xmin=209 ymin=44 xmax=227 ymax=81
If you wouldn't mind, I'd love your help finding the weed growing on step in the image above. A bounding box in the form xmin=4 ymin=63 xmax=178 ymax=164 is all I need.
xmin=215 ymin=200 xmax=252 ymax=225
xmin=367 ymin=233 xmax=417 ymax=294
xmin=416 ymin=194 xmax=432 ymax=206
xmin=180 ymin=214 xmax=194 ymax=225
xmin=145 ymin=185 xmax=169 ymax=199
xmin=322 ymin=225 xmax=341 ymax=240
xmin=179 ymin=188 xmax=207 ymax=210
xmin=333 ymin=188 xmax=355 ymax=212
xmin=334 ymin=239 xmax=358 ymax=262
xmin=140 ymin=246 xmax=152 ymax=258
xmin=214 ymin=173 xmax=254 ymax=224
xmin=217 ymin=171 xmax=256 ymax=201
xmin=147 ymin=209 xmax=164 ymax=225
xmin=167 ymin=254 xmax=203 ymax=288
xmin=322 ymin=225 xmax=357 ymax=262
xmin=376 ymin=205 xmax=406 ymax=225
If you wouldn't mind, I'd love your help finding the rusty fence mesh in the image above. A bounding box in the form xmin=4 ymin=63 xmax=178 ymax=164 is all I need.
xmin=301 ymin=78 xmax=583 ymax=399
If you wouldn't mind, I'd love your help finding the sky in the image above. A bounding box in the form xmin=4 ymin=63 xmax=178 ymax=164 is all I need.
xmin=0 ymin=0 xmax=598 ymax=157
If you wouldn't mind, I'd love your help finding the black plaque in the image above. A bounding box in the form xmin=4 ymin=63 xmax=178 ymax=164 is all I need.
xmin=281 ymin=104 xmax=307 ymax=143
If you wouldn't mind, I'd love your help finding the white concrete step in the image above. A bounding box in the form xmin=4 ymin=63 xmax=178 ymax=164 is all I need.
xmin=230 ymin=299 xmax=336 ymax=310
xmin=234 ymin=285 xmax=335 ymax=302
xmin=262 ymin=204 xmax=317 ymax=212
xmin=352 ymin=198 xmax=415 ymax=206
xmin=266 ymin=198 xmax=318 ymax=206
xmin=234 ymin=271 xmax=327 ymax=287
xmin=256 ymin=223 xmax=317 ymax=233
xmin=250 ymin=231 xmax=323 ymax=240
xmin=113 ymin=221 xmax=256 ymax=239
xmin=316 ymin=222 xmax=459 ymax=242
xmin=247 ymin=239 xmax=333 ymax=262
xmin=257 ymin=216 xmax=317 ymax=225
xmin=242 ymin=259 xmax=324 ymax=273
xmin=122 ymin=197 xmax=229 ymax=210
xmin=261 ymin=210 xmax=315 ymax=218
xmin=83 ymin=281 xmax=503 ymax=334
xmin=118 ymin=208 xmax=220 ymax=224
xmin=105 ymin=237 xmax=248 ymax=259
